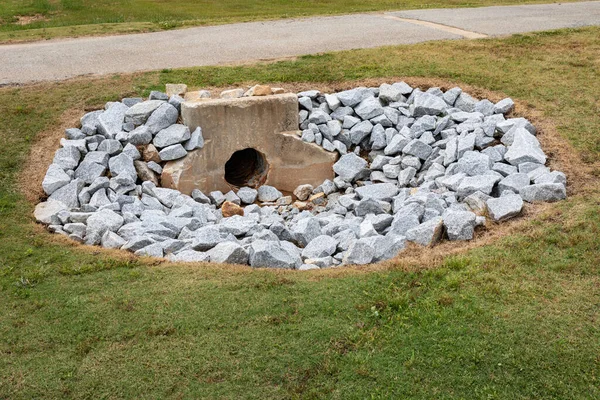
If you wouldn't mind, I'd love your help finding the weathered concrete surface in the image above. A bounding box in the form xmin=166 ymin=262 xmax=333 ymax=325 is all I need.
xmin=161 ymin=93 xmax=337 ymax=195
xmin=392 ymin=2 xmax=600 ymax=36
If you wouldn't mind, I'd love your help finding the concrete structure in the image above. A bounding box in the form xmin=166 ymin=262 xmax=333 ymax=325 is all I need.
xmin=161 ymin=93 xmax=337 ymax=195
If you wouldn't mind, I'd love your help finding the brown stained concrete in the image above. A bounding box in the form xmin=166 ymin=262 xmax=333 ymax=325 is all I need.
xmin=161 ymin=93 xmax=338 ymax=195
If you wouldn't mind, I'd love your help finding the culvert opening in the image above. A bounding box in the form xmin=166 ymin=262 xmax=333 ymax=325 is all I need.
xmin=224 ymin=148 xmax=269 ymax=188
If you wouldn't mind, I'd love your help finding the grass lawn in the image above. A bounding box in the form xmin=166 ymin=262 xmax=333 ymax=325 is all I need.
xmin=1 ymin=27 xmax=600 ymax=398
xmin=0 ymin=0 xmax=584 ymax=43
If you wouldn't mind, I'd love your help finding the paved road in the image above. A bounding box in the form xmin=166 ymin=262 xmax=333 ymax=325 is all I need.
xmin=1 ymin=1 xmax=598 ymax=85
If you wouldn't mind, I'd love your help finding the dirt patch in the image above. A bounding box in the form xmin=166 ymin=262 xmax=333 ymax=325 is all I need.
xmin=18 ymin=77 xmax=600 ymax=275
xmin=14 ymin=14 xmax=49 ymax=26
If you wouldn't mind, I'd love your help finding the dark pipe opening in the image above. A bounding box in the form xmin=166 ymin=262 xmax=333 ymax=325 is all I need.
xmin=224 ymin=148 xmax=269 ymax=188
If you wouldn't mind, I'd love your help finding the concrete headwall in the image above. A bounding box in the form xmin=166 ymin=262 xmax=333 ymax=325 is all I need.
xmin=161 ymin=93 xmax=337 ymax=195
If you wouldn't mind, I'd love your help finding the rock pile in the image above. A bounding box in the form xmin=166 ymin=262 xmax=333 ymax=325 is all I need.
xmin=35 ymin=82 xmax=566 ymax=269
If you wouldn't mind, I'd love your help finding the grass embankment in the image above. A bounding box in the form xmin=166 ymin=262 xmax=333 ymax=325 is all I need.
xmin=1 ymin=27 xmax=600 ymax=398
xmin=0 ymin=0 xmax=584 ymax=43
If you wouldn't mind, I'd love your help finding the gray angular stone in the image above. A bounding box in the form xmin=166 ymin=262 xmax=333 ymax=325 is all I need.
xmin=53 ymin=146 xmax=81 ymax=170
xmin=402 ymin=139 xmax=433 ymax=160
xmin=207 ymin=242 xmax=249 ymax=264
xmin=150 ymin=91 xmax=169 ymax=101
xmin=249 ymin=240 xmax=300 ymax=269
xmin=98 ymin=139 xmax=123 ymax=156
xmin=184 ymin=127 xmax=204 ymax=151
xmin=355 ymin=96 xmax=384 ymax=120
xmin=308 ymin=109 xmax=331 ymax=125
xmin=122 ymin=143 xmax=140 ymax=160
xmin=158 ymin=144 xmax=187 ymax=161
xmin=486 ymin=194 xmax=523 ymax=221
xmin=397 ymin=167 xmax=417 ymax=187
xmin=97 ymin=102 xmax=128 ymax=138
xmin=454 ymin=92 xmax=477 ymax=112
xmin=127 ymin=125 xmax=153 ymax=145
xmin=42 ymin=164 xmax=72 ymax=195
xmin=219 ymin=215 xmax=255 ymax=236
xmin=355 ymin=183 xmax=398 ymax=202
xmin=190 ymin=226 xmax=222 ymax=251
xmin=292 ymin=217 xmax=322 ymax=247
xmin=145 ymin=103 xmax=179 ymax=134
xmin=504 ymin=128 xmax=546 ymax=166
xmin=333 ymin=153 xmax=368 ymax=182
xmin=342 ymin=239 xmax=375 ymax=265
xmin=413 ymin=92 xmax=448 ymax=116
xmin=456 ymin=151 xmax=491 ymax=176
xmin=168 ymin=250 xmax=210 ymax=262
xmin=85 ymin=208 xmax=124 ymax=245
xmin=336 ymin=87 xmax=371 ymax=107
xmin=34 ymin=199 xmax=68 ymax=225
xmin=519 ymin=183 xmax=566 ymax=203
xmin=494 ymin=98 xmax=515 ymax=114
xmin=457 ymin=174 xmax=501 ymax=198
xmin=49 ymin=179 xmax=84 ymax=209
xmin=443 ymin=210 xmax=477 ymax=241
xmin=406 ymin=216 xmax=444 ymax=247
xmin=534 ymin=171 xmax=567 ymax=185
xmin=101 ymin=231 xmax=127 ymax=249
xmin=237 ymin=187 xmax=258 ymax=204
xmin=301 ymin=235 xmax=338 ymax=259
xmin=384 ymin=134 xmax=410 ymax=156
xmin=124 ymin=100 xmax=164 ymax=125
xmin=109 ymin=153 xmax=136 ymax=180
xmin=350 ymin=120 xmax=373 ymax=144
xmin=378 ymin=83 xmax=404 ymax=103
xmin=74 ymin=161 xmax=106 ymax=184
xmin=257 ymin=185 xmax=282 ymax=202
xmin=209 ymin=191 xmax=226 ymax=206
xmin=135 ymin=243 xmax=164 ymax=258
xmin=498 ymin=173 xmax=530 ymax=193
xmin=65 ymin=128 xmax=86 ymax=140
xmin=153 ymin=124 xmax=191 ymax=148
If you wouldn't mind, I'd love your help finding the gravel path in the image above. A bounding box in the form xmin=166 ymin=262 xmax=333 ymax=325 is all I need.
xmin=1 ymin=2 xmax=599 ymax=85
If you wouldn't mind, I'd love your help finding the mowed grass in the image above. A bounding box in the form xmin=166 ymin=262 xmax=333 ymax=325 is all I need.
xmin=0 ymin=0 xmax=584 ymax=43
xmin=1 ymin=27 xmax=600 ymax=398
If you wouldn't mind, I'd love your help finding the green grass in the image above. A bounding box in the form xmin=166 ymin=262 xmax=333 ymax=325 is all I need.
xmin=1 ymin=27 xmax=600 ymax=398
xmin=0 ymin=0 xmax=585 ymax=43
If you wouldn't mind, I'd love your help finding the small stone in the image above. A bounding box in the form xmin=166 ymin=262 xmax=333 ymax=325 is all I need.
xmin=134 ymin=161 xmax=158 ymax=185
xmin=34 ymin=200 xmax=68 ymax=224
xmin=403 ymin=139 xmax=433 ymax=160
xmin=333 ymin=153 xmax=368 ymax=182
xmin=158 ymin=144 xmax=187 ymax=161
xmin=257 ymin=185 xmax=282 ymax=202
xmin=336 ymin=87 xmax=371 ymax=107
xmin=74 ymin=161 xmax=106 ymax=184
xmin=221 ymin=201 xmax=244 ymax=217
xmin=168 ymin=250 xmax=210 ymax=262
xmin=486 ymin=193 xmax=523 ymax=221
xmin=97 ymin=102 xmax=128 ymax=138
xmin=293 ymin=184 xmax=313 ymax=201
xmin=209 ymin=191 xmax=226 ymax=206
xmin=378 ymin=83 xmax=404 ymax=103
xmin=494 ymin=98 xmax=515 ymax=114
xmin=124 ymin=100 xmax=164 ymax=125
xmin=456 ymin=151 xmax=492 ymax=176
xmin=101 ymin=231 xmax=127 ymax=249
xmin=165 ymin=84 xmax=188 ymax=97
xmin=355 ymin=96 xmax=384 ymax=120
xmin=350 ymin=120 xmax=373 ymax=144
xmin=42 ymin=164 xmax=72 ymax=195
xmin=109 ymin=153 xmax=136 ymax=180
xmin=413 ymin=92 xmax=448 ymax=116
xmin=292 ymin=217 xmax=322 ymax=247
xmin=207 ymin=242 xmax=249 ymax=264
xmin=355 ymin=183 xmax=398 ymax=202
xmin=145 ymin=103 xmax=179 ymax=134
xmin=519 ymin=183 xmax=566 ymax=203
xmin=220 ymin=88 xmax=245 ymax=99
xmin=244 ymin=85 xmax=273 ymax=96
xmin=49 ymin=179 xmax=84 ymax=209
xmin=184 ymin=127 xmax=204 ymax=151
xmin=149 ymin=91 xmax=169 ymax=101
xmin=153 ymin=124 xmax=191 ymax=148
xmin=53 ymin=146 xmax=81 ymax=170
xmin=342 ymin=239 xmax=375 ymax=265
xmin=504 ymin=128 xmax=546 ymax=166
xmin=443 ymin=210 xmax=477 ymax=241
xmin=406 ymin=216 xmax=444 ymax=247
xmin=249 ymin=240 xmax=300 ymax=269
xmin=98 ymin=139 xmax=123 ymax=156
xmin=143 ymin=144 xmax=161 ymax=163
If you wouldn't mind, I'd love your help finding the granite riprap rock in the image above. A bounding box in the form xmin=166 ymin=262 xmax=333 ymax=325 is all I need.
xmin=37 ymin=83 xmax=566 ymax=269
